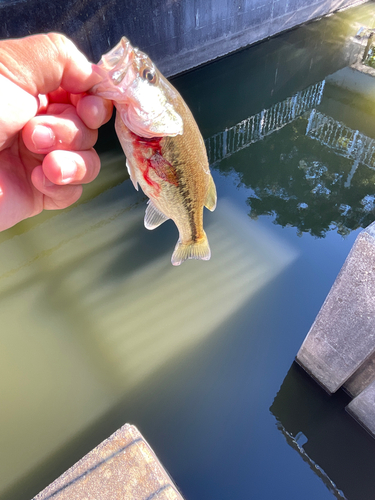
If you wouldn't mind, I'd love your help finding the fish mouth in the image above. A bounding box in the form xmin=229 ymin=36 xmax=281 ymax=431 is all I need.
xmin=90 ymin=37 xmax=134 ymax=98
xmin=99 ymin=37 xmax=132 ymax=70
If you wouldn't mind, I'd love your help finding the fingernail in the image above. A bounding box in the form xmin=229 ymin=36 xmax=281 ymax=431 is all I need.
xmin=61 ymin=158 xmax=77 ymax=184
xmin=32 ymin=125 xmax=55 ymax=150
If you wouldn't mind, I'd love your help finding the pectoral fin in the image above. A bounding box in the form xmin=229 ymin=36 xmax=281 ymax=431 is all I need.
xmin=144 ymin=200 xmax=169 ymax=230
xmin=126 ymin=159 xmax=139 ymax=190
xmin=204 ymin=175 xmax=217 ymax=211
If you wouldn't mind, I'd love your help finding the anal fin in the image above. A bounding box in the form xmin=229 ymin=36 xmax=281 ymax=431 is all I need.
xmin=144 ymin=200 xmax=169 ymax=230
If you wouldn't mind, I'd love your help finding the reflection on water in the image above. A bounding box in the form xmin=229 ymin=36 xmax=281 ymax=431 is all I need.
xmin=207 ymin=66 xmax=375 ymax=237
xmin=270 ymin=363 xmax=375 ymax=500
xmin=362 ymin=29 xmax=375 ymax=67
xmin=205 ymin=81 xmax=325 ymax=165
xmin=276 ymin=425 xmax=347 ymax=500
xmin=306 ymin=109 xmax=375 ymax=186
xmin=2 ymin=3 xmax=375 ymax=500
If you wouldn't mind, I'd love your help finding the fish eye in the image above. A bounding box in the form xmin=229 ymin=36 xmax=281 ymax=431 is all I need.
xmin=141 ymin=67 xmax=157 ymax=84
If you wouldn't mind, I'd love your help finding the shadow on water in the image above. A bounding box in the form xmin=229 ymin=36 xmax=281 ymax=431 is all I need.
xmin=100 ymin=216 xmax=177 ymax=283
xmin=0 ymin=267 xmax=301 ymax=500
xmin=3 ymin=256 xmax=374 ymax=500
xmin=271 ymin=363 xmax=375 ymax=500
xmin=0 ymin=191 xmax=299 ymax=499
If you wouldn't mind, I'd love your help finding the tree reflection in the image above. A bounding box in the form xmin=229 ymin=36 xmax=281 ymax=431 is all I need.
xmin=213 ymin=117 xmax=375 ymax=238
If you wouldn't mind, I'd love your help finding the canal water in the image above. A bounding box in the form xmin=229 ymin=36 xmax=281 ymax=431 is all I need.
xmin=1 ymin=3 xmax=375 ymax=500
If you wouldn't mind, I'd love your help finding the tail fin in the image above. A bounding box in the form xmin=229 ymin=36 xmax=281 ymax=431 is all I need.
xmin=171 ymin=232 xmax=211 ymax=266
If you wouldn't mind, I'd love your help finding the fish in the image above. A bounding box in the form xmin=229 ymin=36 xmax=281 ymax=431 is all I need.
xmin=91 ymin=37 xmax=217 ymax=266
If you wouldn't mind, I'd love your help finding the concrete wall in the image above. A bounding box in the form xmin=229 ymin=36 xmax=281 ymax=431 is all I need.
xmin=0 ymin=0 xmax=367 ymax=76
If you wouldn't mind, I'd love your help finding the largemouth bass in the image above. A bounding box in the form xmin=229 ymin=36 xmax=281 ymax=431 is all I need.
xmin=91 ymin=37 xmax=217 ymax=265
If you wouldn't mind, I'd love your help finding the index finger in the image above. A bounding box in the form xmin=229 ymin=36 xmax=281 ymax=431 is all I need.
xmin=0 ymin=33 xmax=102 ymax=97
xmin=0 ymin=74 xmax=38 ymax=149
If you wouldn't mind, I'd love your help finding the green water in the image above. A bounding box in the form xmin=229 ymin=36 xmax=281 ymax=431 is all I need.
xmin=1 ymin=3 xmax=375 ymax=500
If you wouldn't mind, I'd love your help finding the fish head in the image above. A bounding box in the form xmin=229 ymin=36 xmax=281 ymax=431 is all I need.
xmin=91 ymin=37 xmax=183 ymax=138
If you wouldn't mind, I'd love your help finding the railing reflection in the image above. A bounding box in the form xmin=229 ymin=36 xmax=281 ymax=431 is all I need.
xmin=205 ymin=81 xmax=325 ymax=165
xmin=306 ymin=109 xmax=375 ymax=187
xmin=205 ymin=76 xmax=375 ymax=237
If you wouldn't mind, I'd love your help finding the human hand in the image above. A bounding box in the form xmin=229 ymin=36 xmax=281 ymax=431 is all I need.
xmin=0 ymin=33 xmax=113 ymax=231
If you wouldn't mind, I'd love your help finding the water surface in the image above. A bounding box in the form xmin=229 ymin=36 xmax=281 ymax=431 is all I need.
xmin=1 ymin=4 xmax=375 ymax=500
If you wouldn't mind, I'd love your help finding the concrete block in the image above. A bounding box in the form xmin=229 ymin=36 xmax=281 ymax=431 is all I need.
xmin=347 ymin=378 xmax=375 ymax=437
xmin=344 ymin=350 xmax=375 ymax=398
xmin=296 ymin=222 xmax=375 ymax=394
xmin=33 ymin=424 xmax=183 ymax=500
